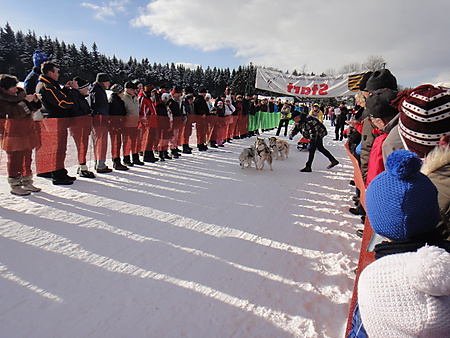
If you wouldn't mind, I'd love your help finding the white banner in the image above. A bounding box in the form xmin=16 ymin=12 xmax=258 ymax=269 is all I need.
xmin=255 ymin=68 xmax=363 ymax=98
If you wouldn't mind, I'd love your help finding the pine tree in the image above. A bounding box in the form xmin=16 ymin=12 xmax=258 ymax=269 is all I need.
xmin=0 ymin=23 xmax=18 ymax=74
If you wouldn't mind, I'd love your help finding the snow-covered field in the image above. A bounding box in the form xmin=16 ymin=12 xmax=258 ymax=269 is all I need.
xmin=0 ymin=124 xmax=361 ymax=338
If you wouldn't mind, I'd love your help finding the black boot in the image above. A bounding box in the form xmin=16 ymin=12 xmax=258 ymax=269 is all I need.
xmin=123 ymin=155 xmax=133 ymax=166
xmin=209 ymin=140 xmax=218 ymax=148
xmin=182 ymin=144 xmax=192 ymax=154
xmin=158 ymin=151 xmax=165 ymax=161
xmin=143 ymin=151 xmax=158 ymax=163
xmin=163 ymin=150 xmax=172 ymax=159
xmin=113 ymin=157 xmax=129 ymax=171
xmin=171 ymin=149 xmax=180 ymax=158
xmin=132 ymin=153 xmax=144 ymax=165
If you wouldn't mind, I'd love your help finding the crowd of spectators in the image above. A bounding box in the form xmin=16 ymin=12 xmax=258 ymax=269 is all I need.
xmin=345 ymin=69 xmax=450 ymax=337
xmin=2 ymin=50 xmax=450 ymax=337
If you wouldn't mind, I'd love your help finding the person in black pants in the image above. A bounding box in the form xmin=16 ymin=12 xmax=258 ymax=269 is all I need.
xmin=289 ymin=112 xmax=339 ymax=172
xmin=334 ymin=103 xmax=348 ymax=140
xmin=276 ymin=102 xmax=291 ymax=136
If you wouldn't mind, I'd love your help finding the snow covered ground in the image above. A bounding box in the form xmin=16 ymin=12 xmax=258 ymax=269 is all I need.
xmin=0 ymin=123 xmax=361 ymax=338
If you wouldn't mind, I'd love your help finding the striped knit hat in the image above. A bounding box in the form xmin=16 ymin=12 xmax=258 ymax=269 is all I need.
xmin=397 ymin=84 xmax=450 ymax=158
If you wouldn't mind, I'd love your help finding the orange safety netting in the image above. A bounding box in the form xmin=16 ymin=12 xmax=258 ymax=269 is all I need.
xmin=344 ymin=142 xmax=375 ymax=336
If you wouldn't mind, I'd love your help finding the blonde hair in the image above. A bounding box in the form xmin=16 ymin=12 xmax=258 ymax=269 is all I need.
xmin=355 ymin=91 xmax=366 ymax=107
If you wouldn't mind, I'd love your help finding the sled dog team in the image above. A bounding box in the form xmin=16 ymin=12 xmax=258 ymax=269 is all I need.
xmin=239 ymin=136 xmax=290 ymax=170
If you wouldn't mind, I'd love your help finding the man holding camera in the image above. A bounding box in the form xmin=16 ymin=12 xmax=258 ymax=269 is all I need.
xmin=36 ymin=61 xmax=78 ymax=185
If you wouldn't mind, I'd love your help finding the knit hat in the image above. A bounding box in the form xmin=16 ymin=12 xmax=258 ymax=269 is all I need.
xmin=161 ymin=92 xmax=171 ymax=103
xmin=110 ymin=84 xmax=123 ymax=94
xmin=358 ymin=245 xmax=450 ymax=337
xmin=96 ymin=73 xmax=111 ymax=83
xmin=365 ymin=69 xmax=397 ymax=92
xmin=358 ymin=71 xmax=373 ymax=91
xmin=73 ymin=76 xmax=90 ymax=90
xmin=291 ymin=111 xmax=302 ymax=120
xmin=124 ymin=81 xmax=138 ymax=89
xmin=32 ymin=50 xmax=50 ymax=68
xmin=366 ymin=149 xmax=440 ymax=240
xmin=396 ymin=84 xmax=450 ymax=158
xmin=365 ymin=88 xmax=399 ymax=119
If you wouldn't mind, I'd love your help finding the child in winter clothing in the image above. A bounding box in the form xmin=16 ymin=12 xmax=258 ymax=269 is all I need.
xmin=358 ymin=149 xmax=450 ymax=337
xmin=0 ymin=74 xmax=42 ymax=195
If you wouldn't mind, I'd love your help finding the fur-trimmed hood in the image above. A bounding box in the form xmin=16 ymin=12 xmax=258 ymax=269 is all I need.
xmin=422 ymin=145 xmax=450 ymax=175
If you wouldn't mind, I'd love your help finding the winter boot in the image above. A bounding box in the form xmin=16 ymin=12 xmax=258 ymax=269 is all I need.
xmin=132 ymin=153 xmax=144 ymax=165
xmin=158 ymin=151 xmax=166 ymax=161
xmin=171 ymin=149 xmax=180 ymax=158
xmin=123 ymin=155 xmax=133 ymax=166
xmin=37 ymin=172 xmax=52 ymax=178
xmin=143 ymin=151 xmax=158 ymax=163
xmin=8 ymin=177 xmax=31 ymax=196
xmin=163 ymin=150 xmax=172 ymax=159
xmin=113 ymin=158 xmax=129 ymax=171
xmin=182 ymin=144 xmax=192 ymax=154
xmin=209 ymin=140 xmax=218 ymax=148
xmin=77 ymin=164 xmax=96 ymax=178
xmin=21 ymin=176 xmax=42 ymax=192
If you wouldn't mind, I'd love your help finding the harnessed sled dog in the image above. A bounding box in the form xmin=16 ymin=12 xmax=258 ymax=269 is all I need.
xmin=254 ymin=137 xmax=273 ymax=171
xmin=239 ymin=145 xmax=257 ymax=169
xmin=268 ymin=136 xmax=290 ymax=160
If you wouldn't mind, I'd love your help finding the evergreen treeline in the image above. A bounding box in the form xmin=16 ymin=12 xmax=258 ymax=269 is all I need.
xmin=0 ymin=23 xmax=262 ymax=98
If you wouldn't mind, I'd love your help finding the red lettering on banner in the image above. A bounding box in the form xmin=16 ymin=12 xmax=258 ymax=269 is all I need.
xmin=319 ymin=83 xmax=329 ymax=95
xmin=301 ymin=87 xmax=311 ymax=95
xmin=287 ymin=83 xmax=294 ymax=93
xmin=286 ymin=82 xmax=329 ymax=96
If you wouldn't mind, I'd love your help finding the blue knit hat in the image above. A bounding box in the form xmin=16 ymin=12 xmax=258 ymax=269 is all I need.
xmin=366 ymin=149 xmax=440 ymax=240
xmin=32 ymin=50 xmax=50 ymax=68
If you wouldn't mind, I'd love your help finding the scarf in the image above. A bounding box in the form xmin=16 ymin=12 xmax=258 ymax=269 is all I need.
xmin=374 ymin=231 xmax=450 ymax=260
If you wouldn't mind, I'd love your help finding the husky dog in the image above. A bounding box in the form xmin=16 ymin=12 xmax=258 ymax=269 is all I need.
xmin=269 ymin=136 xmax=290 ymax=160
xmin=239 ymin=145 xmax=257 ymax=169
xmin=254 ymin=137 xmax=273 ymax=171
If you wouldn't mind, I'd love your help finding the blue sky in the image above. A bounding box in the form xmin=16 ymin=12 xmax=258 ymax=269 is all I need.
xmin=2 ymin=0 xmax=450 ymax=88
xmin=1 ymin=0 xmax=244 ymax=70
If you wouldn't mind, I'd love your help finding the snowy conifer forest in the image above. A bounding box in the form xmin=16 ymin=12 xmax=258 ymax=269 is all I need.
xmin=0 ymin=23 xmax=259 ymax=97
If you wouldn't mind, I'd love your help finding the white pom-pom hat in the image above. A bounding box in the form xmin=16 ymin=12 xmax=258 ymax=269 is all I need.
xmin=358 ymin=246 xmax=450 ymax=337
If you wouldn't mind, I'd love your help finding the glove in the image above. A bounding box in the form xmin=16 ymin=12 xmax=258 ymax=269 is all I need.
xmin=288 ymin=135 xmax=293 ymax=140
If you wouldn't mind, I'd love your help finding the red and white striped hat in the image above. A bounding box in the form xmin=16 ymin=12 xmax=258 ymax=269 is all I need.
xmin=398 ymin=84 xmax=450 ymax=158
